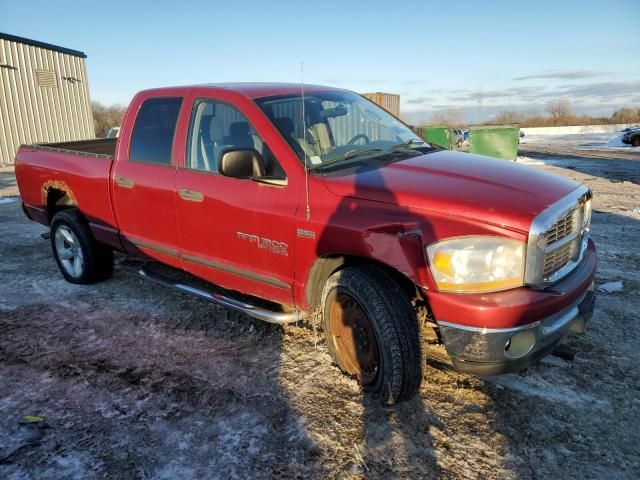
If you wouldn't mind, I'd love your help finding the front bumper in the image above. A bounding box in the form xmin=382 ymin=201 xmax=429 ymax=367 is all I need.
xmin=425 ymin=239 xmax=597 ymax=375
xmin=438 ymin=288 xmax=595 ymax=375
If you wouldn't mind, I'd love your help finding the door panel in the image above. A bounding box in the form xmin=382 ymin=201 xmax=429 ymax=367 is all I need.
xmin=175 ymin=96 xmax=297 ymax=305
xmin=111 ymin=96 xmax=183 ymax=268
xmin=112 ymin=161 xmax=181 ymax=267
xmin=175 ymin=170 xmax=296 ymax=303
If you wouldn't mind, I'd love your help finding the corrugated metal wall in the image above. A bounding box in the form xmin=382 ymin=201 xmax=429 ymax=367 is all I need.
xmin=362 ymin=92 xmax=400 ymax=117
xmin=0 ymin=37 xmax=95 ymax=165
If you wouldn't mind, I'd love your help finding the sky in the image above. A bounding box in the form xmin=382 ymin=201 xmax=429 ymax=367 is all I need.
xmin=2 ymin=0 xmax=639 ymax=123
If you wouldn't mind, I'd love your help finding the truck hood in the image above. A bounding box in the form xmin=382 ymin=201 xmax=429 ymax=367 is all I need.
xmin=323 ymin=150 xmax=580 ymax=233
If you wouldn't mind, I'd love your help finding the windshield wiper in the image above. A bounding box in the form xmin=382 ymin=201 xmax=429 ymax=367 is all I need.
xmin=308 ymin=148 xmax=384 ymax=171
xmin=390 ymin=139 xmax=427 ymax=150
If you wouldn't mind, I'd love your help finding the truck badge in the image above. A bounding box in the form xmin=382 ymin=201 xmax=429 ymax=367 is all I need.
xmin=237 ymin=232 xmax=288 ymax=256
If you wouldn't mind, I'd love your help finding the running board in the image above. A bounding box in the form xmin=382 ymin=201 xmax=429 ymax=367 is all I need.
xmin=138 ymin=267 xmax=302 ymax=324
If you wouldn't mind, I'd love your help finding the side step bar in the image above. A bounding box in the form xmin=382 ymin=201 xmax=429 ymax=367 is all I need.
xmin=138 ymin=267 xmax=303 ymax=325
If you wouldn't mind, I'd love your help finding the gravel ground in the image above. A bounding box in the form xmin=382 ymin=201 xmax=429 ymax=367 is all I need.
xmin=0 ymin=147 xmax=639 ymax=479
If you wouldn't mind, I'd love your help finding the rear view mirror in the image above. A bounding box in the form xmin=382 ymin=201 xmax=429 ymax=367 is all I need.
xmin=219 ymin=148 xmax=266 ymax=179
xmin=320 ymin=103 xmax=348 ymax=120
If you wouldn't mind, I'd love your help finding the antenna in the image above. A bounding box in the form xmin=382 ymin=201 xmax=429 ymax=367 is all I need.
xmin=301 ymin=62 xmax=311 ymax=220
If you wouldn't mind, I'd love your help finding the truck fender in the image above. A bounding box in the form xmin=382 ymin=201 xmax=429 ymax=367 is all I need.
xmin=305 ymin=223 xmax=428 ymax=310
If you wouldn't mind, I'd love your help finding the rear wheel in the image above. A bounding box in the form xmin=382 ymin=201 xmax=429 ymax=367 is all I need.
xmin=322 ymin=266 xmax=422 ymax=404
xmin=50 ymin=209 xmax=113 ymax=284
xmin=632 ymin=136 xmax=640 ymax=147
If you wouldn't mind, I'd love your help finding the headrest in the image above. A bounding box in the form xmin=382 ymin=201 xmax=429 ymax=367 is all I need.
xmin=274 ymin=117 xmax=294 ymax=135
xmin=229 ymin=122 xmax=250 ymax=137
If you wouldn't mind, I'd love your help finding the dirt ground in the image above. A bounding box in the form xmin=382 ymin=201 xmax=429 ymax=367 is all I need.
xmin=1 ymin=144 xmax=639 ymax=479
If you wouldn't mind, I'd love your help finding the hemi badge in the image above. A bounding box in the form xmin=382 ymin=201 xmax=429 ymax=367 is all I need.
xmin=296 ymin=228 xmax=316 ymax=239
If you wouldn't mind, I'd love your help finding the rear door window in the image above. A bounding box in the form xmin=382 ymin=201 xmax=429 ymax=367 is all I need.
xmin=130 ymin=97 xmax=183 ymax=165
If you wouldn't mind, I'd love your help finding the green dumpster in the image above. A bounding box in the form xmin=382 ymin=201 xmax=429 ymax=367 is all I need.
xmin=422 ymin=127 xmax=456 ymax=150
xmin=468 ymin=125 xmax=519 ymax=160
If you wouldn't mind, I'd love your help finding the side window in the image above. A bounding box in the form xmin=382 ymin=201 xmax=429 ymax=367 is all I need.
xmin=129 ymin=97 xmax=183 ymax=165
xmin=186 ymin=99 xmax=284 ymax=178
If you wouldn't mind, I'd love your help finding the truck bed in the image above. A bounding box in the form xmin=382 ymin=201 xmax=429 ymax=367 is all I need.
xmin=14 ymin=138 xmax=120 ymax=249
xmin=26 ymin=138 xmax=117 ymax=158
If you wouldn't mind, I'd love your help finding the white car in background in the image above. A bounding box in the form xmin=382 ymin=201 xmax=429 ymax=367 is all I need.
xmin=106 ymin=127 xmax=120 ymax=138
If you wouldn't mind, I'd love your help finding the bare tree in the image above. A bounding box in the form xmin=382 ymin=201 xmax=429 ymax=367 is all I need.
xmin=428 ymin=108 xmax=464 ymax=127
xmin=611 ymin=107 xmax=640 ymax=124
xmin=545 ymin=99 xmax=572 ymax=125
xmin=491 ymin=110 xmax=524 ymax=125
xmin=92 ymin=102 xmax=127 ymax=137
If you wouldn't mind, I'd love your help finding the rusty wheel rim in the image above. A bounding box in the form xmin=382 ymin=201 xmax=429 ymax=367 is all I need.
xmin=328 ymin=291 xmax=380 ymax=385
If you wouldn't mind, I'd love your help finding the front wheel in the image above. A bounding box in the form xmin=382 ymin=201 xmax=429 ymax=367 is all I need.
xmin=632 ymin=136 xmax=640 ymax=147
xmin=321 ymin=266 xmax=422 ymax=404
xmin=50 ymin=209 xmax=114 ymax=284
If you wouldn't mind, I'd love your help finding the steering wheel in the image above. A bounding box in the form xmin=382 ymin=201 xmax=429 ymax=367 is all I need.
xmin=347 ymin=133 xmax=370 ymax=145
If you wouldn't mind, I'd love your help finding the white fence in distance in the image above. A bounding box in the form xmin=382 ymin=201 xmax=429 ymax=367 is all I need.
xmin=520 ymin=123 xmax=637 ymax=136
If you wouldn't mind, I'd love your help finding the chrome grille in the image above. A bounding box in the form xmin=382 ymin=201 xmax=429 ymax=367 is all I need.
xmin=543 ymin=242 xmax=576 ymax=276
xmin=545 ymin=210 xmax=576 ymax=245
xmin=524 ymin=186 xmax=592 ymax=288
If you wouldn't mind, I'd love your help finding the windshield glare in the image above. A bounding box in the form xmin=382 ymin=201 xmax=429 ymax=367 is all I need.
xmin=256 ymin=91 xmax=426 ymax=168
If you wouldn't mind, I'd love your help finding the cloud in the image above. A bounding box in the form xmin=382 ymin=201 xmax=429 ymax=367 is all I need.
xmin=448 ymin=86 xmax=546 ymax=102
xmin=556 ymin=80 xmax=640 ymax=99
xmin=405 ymin=96 xmax=433 ymax=105
xmin=403 ymin=80 xmax=640 ymax=109
xmin=514 ymin=70 xmax=608 ymax=81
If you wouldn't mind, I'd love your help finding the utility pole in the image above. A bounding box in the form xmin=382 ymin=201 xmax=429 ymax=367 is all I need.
xmin=476 ymin=87 xmax=483 ymax=124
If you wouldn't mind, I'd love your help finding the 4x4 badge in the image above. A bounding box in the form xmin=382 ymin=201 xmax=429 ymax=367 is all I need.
xmin=296 ymin=229 xmax=316 ymax=239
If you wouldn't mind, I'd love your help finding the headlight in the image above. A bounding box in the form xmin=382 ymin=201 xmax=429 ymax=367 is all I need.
xmin=426 ymin=236 xmax=525 ymax=293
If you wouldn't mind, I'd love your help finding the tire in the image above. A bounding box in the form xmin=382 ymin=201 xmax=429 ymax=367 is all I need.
xmin=457 ymin=139 xmax=463 ymax=148
xmin=632 ymin=136 xmax=640 ymax=147
xmin=50 ymin=209 xmax=113 ymax=284
xmin=321 ymin=265 xmax=422 ymax=404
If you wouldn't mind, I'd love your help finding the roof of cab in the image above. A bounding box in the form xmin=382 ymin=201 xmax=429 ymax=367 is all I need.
xmin=138 ymin=82 xmax=348 ymax=99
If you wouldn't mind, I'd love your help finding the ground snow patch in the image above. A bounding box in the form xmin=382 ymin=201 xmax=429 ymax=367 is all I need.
xmin=0 ymin=197 xmax=16 ymax=204
xmin=596 ymin=280 xmax=624 ymax=293
xmin=489 ymin=372 xmax=609 ymax=409
xmin=516 ymin=156 xmax=545 ymax=165
xmin=606 ymin=134 xmax=628 ymax=147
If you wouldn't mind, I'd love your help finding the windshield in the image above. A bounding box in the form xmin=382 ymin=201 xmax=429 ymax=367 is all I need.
xmin=255 ymin=91 xmax=431 ymax=170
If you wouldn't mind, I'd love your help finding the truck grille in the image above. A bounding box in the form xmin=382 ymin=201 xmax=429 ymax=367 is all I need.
xmin=544 ymin=210 xmax=576 ymax=245
xmin=524 ymin=186 xmax=591 ymax=288
xmin=543 ymin=241 xmax=576 ymax=276
xmin=540 ymin=205 xmax=582 ymax=280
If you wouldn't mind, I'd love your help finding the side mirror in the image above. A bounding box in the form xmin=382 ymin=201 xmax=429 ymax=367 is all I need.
xmin=219 ymin=148 xmax=266 ymax=179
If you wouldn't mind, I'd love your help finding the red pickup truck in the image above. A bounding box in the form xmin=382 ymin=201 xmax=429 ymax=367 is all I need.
xmin=15 ymin=83 xmax=596 ymax=404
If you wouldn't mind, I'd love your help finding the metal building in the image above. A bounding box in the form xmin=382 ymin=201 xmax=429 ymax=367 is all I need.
xmin=0 ymin=33 xmax=95 ymax=165
xmin=362 ymin=92 xmax=400 ymax=117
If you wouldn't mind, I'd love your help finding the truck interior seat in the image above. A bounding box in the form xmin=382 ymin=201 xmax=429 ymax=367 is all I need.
xmin=197 ymin=114 xmax=213 ymax=171
xmin=309 ymin=122 xmax=332 ymax=155
xmin=223 ymin=122 xmax=254 ymax=149
xmin=274 ymin=117 xmax=319 ymax=159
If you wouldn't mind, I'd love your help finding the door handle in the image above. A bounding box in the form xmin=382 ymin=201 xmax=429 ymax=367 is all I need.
xmin=116 ymin=176 xmax=135 ymax=188
xmin=178 ymin=188 xmax=204 ymax=202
